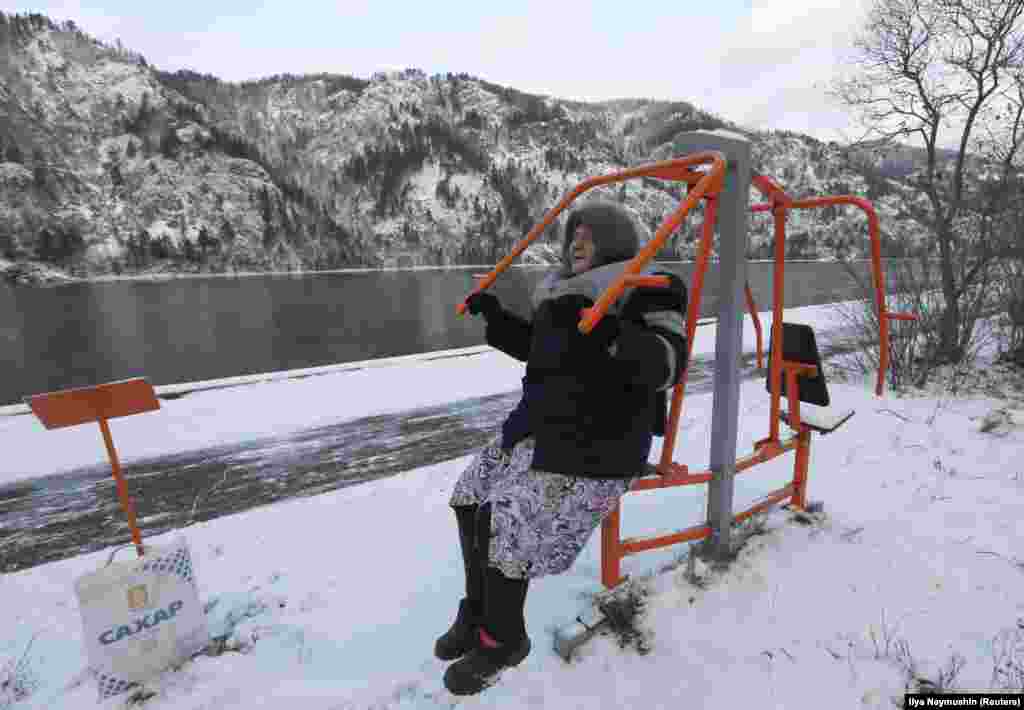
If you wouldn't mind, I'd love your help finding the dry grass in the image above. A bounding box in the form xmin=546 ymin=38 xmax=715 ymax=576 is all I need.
xmin=830 ymin=257 xmax=999 ymax=393
xmin=0 ymin=635 xmax=40 ymax=709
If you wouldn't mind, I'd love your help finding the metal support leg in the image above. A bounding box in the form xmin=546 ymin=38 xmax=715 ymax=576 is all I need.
xmin=792 ymin=430 xmax=811 ymax=510
xmin=601 ymin=505 xmax=623 ymax=588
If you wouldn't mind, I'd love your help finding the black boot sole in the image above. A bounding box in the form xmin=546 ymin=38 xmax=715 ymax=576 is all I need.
xmin=443 ymin=637 xmax=532 ymax=696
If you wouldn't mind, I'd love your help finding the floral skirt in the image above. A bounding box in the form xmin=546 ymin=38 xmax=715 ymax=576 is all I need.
xmin=449 ymin=437 xmax=638 ymax=580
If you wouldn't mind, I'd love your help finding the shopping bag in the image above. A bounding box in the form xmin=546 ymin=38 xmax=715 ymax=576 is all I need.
xmin=74 ymin=535 xmax=209 ymax=700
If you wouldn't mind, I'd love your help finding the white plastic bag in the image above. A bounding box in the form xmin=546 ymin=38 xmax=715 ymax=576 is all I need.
xmin=74 ymin=535 xmax=209 ymax=700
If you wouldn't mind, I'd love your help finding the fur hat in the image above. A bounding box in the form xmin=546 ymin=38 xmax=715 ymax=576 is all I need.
xmin=562 ymin=200 xmax=642 ymax=276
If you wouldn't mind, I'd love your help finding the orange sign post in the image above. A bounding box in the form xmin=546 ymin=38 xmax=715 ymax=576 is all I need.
xmin=25 ymin=378 xmax=161 ymax=557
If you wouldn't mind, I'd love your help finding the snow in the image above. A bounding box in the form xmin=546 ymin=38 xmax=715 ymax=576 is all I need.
xmin=705 ymin=128 xmax=750 ymax=143
xmin=0 ymin=163 xmax=33 ymax=187
xmin=98 ymin=136 xmax=136 ymax=164
xmin=145 ymin=219 xmax=179 ymax=244
xmin=448 ymin=173 xmax=484 ymax=196
xmin=91 ymin=59 xmax=160 ymax=109
xmin=410 ymin=161 xmax=443 ymax=197
xmin=457 ymin=83 xmax=516 ymax=125
xmin=4 ymin=301 xmax=1024 ymax=708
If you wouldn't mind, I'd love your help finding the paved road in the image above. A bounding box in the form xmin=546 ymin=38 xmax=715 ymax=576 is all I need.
xmin=0 ymin=334 xmax=859 ymax=574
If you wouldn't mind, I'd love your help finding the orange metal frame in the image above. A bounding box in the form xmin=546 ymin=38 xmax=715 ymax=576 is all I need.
xmin=457 ymin=153 xmax=727 ymax=327
xmin=457 ymin=155 xmax=916 ymax=589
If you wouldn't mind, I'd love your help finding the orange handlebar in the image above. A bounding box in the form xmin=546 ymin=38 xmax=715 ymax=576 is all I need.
xmin=577 ymin=156 xmax=726 ymax=334
xmin=745 ymin=282 xmax=764 ymax=370
xmin=750 ymin=185 xmax=915 ymax=397
xmin=457 ymin=153 xmax=727 ymax=321
xmin=623 ymin=275 xmax=672 ymax=289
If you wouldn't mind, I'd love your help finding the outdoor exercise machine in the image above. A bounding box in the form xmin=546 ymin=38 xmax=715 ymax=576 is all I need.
xmin=457 ymin=130 xmax=917 ymax=592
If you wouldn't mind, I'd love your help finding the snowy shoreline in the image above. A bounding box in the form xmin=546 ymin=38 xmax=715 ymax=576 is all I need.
xmin=0 ymin=345 xmax=500 ymax=417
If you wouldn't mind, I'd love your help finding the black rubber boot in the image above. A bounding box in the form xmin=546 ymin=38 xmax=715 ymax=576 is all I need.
xmin=434 ymin=505 xmax=484 ymax=661
xmin=443 ymin=565 xmax=530 ymax=696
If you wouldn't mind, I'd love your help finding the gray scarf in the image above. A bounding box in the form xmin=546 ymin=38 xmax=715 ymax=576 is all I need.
xmin=531 ymin=261 xmax=658 ymax=316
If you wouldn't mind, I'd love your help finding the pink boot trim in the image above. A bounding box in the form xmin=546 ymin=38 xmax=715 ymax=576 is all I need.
xmin=478 ymin=628 xmax=500 ymax=649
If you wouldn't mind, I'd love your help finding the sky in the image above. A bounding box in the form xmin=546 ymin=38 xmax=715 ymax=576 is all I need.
xmin=6 ymin=0 xmax=874 ymax=144
xmin=2 ymin=300 xmax=1023 ymax=707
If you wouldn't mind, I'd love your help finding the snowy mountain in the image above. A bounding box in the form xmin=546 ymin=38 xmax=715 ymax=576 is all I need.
xmin=0 ymin=12 xmax=935 ymax=281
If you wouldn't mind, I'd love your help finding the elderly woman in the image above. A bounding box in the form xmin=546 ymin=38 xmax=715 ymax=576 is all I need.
xmin=438 ymin=200 xmax=688 ymax=695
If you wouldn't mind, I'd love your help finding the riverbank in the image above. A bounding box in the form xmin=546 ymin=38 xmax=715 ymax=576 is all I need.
xmin=0 ymin=344 xmax=500 ymax=418
xmin=0 ymin=258 xmax=78 ymax=286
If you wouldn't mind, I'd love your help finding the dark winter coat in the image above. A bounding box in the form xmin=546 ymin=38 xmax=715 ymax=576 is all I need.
xmin=484 ymin=201 xmax=688 ymax=478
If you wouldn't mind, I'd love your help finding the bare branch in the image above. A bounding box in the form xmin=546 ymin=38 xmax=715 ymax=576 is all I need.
xmin=941 ymin=1 xmax=1024 ymax=217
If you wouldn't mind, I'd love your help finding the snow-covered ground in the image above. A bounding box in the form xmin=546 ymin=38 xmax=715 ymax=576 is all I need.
xmin=3 ymin=302 xmax=1024 ymax=708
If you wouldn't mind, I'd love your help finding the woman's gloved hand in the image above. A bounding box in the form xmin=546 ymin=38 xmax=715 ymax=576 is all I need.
xmin=465 ymin=292 xmax=503 ymax=320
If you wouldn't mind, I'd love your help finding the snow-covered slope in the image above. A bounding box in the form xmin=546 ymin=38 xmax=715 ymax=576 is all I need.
xmin=1 ymin=12 xmax=944 ymax=281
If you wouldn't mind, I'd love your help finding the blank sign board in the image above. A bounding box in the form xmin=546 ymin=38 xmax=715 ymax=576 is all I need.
xmin=25 ymin=378 xmax=161 ymax=430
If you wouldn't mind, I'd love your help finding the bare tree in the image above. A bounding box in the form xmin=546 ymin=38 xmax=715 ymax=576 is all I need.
xmin=833 ymin=0 xmax=1024 ymax=367
xmin=989 ymin=185 xmax=1024 ymax=360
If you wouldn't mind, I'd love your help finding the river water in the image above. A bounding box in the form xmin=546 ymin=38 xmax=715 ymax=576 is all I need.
xmin=0 ymin=260 xmax=880 ymax=406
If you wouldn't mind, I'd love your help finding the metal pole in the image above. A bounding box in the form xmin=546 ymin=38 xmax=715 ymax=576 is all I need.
xmin=672 ymin=130 xmax=752 ymax=562
xmin=98 ymin=417 xmax=145 ymax=557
